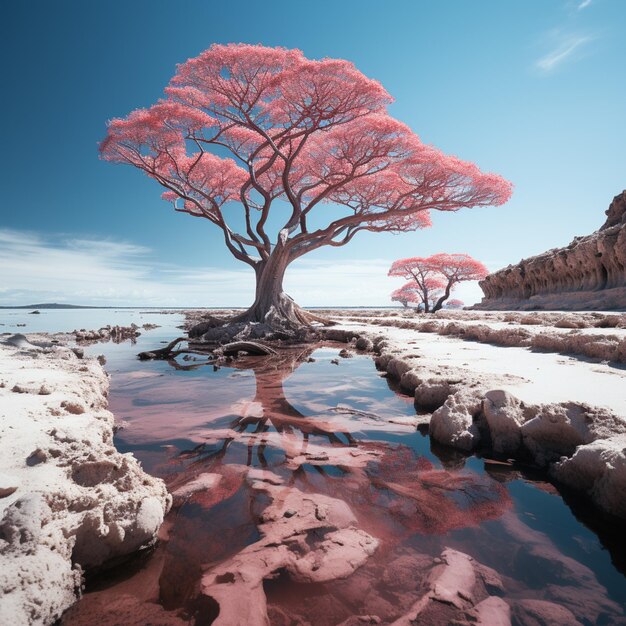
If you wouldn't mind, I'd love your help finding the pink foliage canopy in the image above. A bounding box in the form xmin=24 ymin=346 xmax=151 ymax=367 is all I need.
xmin=389 ymin=254 xmax=488 ymax=284
xmin=446 ymin=298 xmax=465 ymax=308
xmin=425 ymin=253 xmax=488 ymax=282
xmin=391 ymin=283 xmax=421 ymax=306
xmin=100 ymin=44 xmax=513 ymax=269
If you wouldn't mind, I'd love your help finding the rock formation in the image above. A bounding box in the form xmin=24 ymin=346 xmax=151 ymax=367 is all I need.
xmin=476 ymin=191 xmax=626 ymax=310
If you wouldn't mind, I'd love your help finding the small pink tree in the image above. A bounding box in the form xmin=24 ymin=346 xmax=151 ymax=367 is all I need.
xmin=101 ymin=43 xmax=511 ymax=333
xmin=389 ymin=254 xmax=487 ymax=313
xmin=388 ymin=258 xmax=447 ymax=313
xmin=446 ymin=298 xmax=465 ymax=309
xmin=391 ymin=283 xmax=421 ymax=308
xmin=391 ymin=279 xmax=445 ymax=311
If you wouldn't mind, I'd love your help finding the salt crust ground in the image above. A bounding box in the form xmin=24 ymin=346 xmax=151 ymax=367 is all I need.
xmin=323 ymin=309 xmax=626 ymax=519
xmin=0 ymin=334 xmax=172 ymax=625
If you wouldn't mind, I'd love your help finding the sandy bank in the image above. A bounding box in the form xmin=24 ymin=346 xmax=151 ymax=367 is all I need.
xmin=0 ymin=334 xmax=172 ymax=625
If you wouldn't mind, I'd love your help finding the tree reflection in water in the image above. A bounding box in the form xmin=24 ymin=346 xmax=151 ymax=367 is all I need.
xmin=167 ymin=345 xmax=511 ymax=538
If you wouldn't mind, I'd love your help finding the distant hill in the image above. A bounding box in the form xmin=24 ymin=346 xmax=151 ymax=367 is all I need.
xmin=0 ymin=303 xmax=101 ymax=309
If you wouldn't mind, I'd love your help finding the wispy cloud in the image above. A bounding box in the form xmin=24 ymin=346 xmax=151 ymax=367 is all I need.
xmin=535 ymin=33 xmax=592 ymax=72
xmin=0 ymin=228 xmax=490 ymax=307
xmin=577 ymin=0 xmax=592 ymax=10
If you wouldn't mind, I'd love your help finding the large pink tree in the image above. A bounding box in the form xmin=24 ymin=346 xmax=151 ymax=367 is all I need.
xmin=101 ymin=44 xmax=511 ymax=332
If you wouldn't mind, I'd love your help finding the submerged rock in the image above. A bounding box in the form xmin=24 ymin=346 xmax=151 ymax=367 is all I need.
xmin=388 ymin=548 xmax=509 ymax=626
xmin=201 ymin=470 xmax=378 ymax=626
xmin=510 ymin=599 xmax=582 ymax=626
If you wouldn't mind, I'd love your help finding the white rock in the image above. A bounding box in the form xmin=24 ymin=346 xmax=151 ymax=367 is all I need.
xmin=0 ymin=335 xmax=172 ymax=623
xmin=521 ymin=403 xmax=599 ymax=465
xmin=482 ymin=390 xmax=524 ymax=455
xmin=430 ymin=391 xmax=482 ymax=451
xmin=552 ymin=434 xmax=626 ymax=518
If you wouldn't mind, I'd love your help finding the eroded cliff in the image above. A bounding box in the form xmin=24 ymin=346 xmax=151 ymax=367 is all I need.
xmin=476 ymin=191 xmax=626 ymax=310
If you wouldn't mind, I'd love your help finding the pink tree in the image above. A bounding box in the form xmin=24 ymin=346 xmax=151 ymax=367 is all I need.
xmin=388 ymin=258 xmax=448 ymax=313
xmin=390 ymin=254 xmax=487 ymax=314
xmin=446 ymin=298 xmax=465 ymax=309
xmin=391 ymin=279 xmax=444 ymax=310
xmin=391 ymin=283 xmax=421 ymax=308
xmin=101 ymin=43 xmax=511 ymax=333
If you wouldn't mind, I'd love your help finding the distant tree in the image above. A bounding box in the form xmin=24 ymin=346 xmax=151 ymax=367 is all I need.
xmin=428 ymin=254 xmax=488 ymax=312
xmin=391 ymin=279 xmax=445 ymax=311
xmin=389 ymin=254 xmax=487 ymax=313
xmin=391 ymin=283 xmax=420 ymax=308
xmin=101 ymin=43 xmax=511 ymax=333
xmin=388 ymin=258 xmax=447 ymax=313
xmin=446 ymin=298 xmax=465 ymax=309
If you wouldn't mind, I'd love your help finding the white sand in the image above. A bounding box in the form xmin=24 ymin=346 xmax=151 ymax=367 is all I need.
xmin=334 ymin=320 xmax=626 ymax=417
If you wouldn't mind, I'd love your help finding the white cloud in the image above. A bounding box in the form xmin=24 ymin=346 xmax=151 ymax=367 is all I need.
xmin=0 ymin=228 xmax=252 ymax=307
xmin=535 ymin=34 xmax=592 ymax=72
xmin=577 ymin=0 xmax=592 ymax=10
xmin=0 ymin=228 xmax=488 ymax=307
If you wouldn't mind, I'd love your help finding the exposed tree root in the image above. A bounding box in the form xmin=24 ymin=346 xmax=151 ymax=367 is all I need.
xmin=218 ymin=341 xmax=278 ymax=357
xmin=186 ymin=299 xmax=335 ymax=346
xmin=137 ymin=337 xmax=188 ymax=360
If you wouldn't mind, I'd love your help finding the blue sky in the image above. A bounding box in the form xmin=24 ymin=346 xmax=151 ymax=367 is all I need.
xmin=1 ymin=0 xmax=625 ymax=306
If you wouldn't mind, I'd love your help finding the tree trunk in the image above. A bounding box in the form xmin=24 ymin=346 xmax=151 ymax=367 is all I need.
xmin=431 ymin=281 xmax=453 ymax=313
xmin=233 ymin=245 xmax=331 ymax=329
xmin=245 ymin=250 xmax=302 ymax=323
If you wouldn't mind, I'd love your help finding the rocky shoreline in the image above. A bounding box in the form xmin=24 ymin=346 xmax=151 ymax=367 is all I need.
xmin=319 ymin=312 xmax=626 ymax=521
xmin=0 ymin=334 xmax=171 ymax=624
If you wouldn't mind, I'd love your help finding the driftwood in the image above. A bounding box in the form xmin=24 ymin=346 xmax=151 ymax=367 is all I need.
xmin=137 ymin=337 xmax=189 ymax=360
xmin=218 ymin=341 xmax=278 ymax=357
xmin=138 ymin=336 xmax=277 ymax=361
